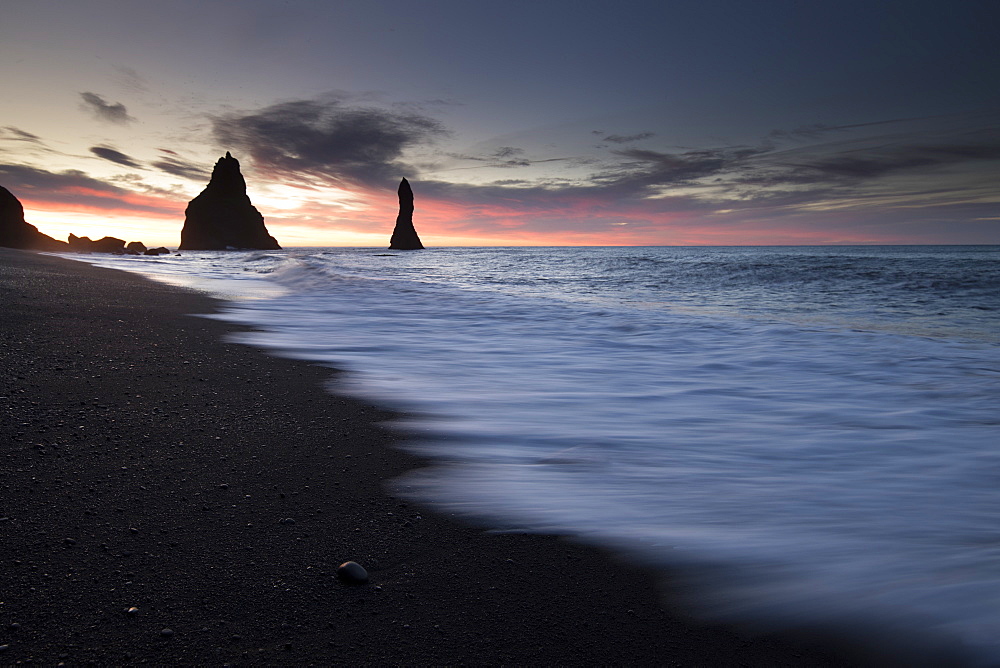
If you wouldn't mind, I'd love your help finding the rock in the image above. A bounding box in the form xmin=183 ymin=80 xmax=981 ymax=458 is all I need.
xmin=144 ymin=247 xmax=170 ymax=256
xmin=178 ymin=152 xmax=281 ymax=250
xmin=337 ymin=561 xmax=369 ymax=584
xmin=388 ymin=178 xmax=424 ymax=250
xmin=125 ymin=241 xmax=147 ymax=254
xmin=67 ymin=234 xmax=127 ymax=254
xmin=160 ymin=628 xmax=174 ymax=638
xmin=0 ymin=185 xmax=68 ymax=250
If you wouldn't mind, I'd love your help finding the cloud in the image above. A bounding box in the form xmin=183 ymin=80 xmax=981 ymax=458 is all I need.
xmin=90 ymin=146 xmax=143 ymax=168
xmin=150 ymin=155 xmax=210 ymax=181
xmin=0 ymin=127 xmax=43 ymax=143
xmin=582 ymin=146 xmax=764 ymax=197
xmin=212 ymin=95 xmax=446 ymax=186
xmin=444 ymin=146 xmax=573 ymax=170
xmin=601 ymin=132 xmax=655 ymax=144
xmin=0 ymin=162 xmax=179 ymax=216
xmin=780 ymin=137 xmax=1000 ymax=180
xmin=80 ymin=92 xmax=136 ymax=125
xmin=765 ymin=116 xmax=937 ymax=143
xmin=395 ymin=115 xmax=1000 ymax=244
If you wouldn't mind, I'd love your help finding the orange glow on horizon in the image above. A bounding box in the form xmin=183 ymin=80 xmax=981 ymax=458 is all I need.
xmin=16 ymin=183 xmax=922 ymax=249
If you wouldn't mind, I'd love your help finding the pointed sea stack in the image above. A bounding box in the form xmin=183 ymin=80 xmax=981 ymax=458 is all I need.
xmin=178 ymin=152 xmax=280 ymax=250
xmin=0 ymin=185 xmax=68 ymax=251
xmin=388 ymin=178 xmax=424 ymax=250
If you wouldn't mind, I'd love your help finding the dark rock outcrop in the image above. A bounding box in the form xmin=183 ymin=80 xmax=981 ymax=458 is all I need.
xmin=179 ymin=152 xmax=280 ymax=251
xmin=0 ymin=185 xmax=68 ymax=250
xmin=144 ymin=247 xmax=170 ymax=256
xmin=388 ymin=178 xmax=424 ymax=250
xmin=126 ymin=241 xmax=147 ymax=255
xmin=68 ymin=234 xmax=127 ymax=254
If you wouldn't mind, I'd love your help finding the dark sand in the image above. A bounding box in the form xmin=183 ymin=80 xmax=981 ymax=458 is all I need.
xmin=1 ymin=248 xmax=893 ymax=665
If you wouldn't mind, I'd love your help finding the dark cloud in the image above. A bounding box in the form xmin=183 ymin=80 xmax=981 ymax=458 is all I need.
xmin=0 ymin=162 xmax=125 ymax=194
xmin=494 ymin=146 xmax=526 ymax=161
xmin=212 ymin=96 xmax=446 ymax=186
xmin=0 ymin=163 xmax=174 ymax=215
xmin=588 ymin=146 xmax=762 ymax=194
xmin=0 ymin=127 xmax=43 ymax=143
xmin=445 ymin=146 xmax=572 ymax=169
xmin=90 ymin=146 xmax=143 ymax=168
xmin=150 ymin=156 xmax=210 ymax=181
xmin=602 ymin=132 xmax=655 ymax=144
xmin=574 ymin=123 xmax=1000 ymax=205
xmin=80 ymin=92 xmax=135 ymax=125
xmin=773 ymin=133 xmax=1000 ymax=182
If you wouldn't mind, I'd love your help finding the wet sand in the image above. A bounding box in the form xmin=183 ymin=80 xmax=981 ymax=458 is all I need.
xmin=1 ymin=248 xmax=879 ymax=665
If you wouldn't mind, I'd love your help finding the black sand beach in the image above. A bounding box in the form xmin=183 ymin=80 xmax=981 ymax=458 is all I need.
xmin=1 ymin=248 xmax=891 ymax=665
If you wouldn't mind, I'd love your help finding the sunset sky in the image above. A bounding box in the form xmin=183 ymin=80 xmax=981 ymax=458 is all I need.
xmin=2 ymin=0 xmax=998 ymax=246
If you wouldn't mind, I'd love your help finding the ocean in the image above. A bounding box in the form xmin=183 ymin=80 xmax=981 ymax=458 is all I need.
xmin=69 ymin=246 xmax=1000 ymax=662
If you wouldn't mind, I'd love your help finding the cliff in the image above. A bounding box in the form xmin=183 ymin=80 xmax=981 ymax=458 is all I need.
xmin=178 ymin=153 xmax=280 ymax=250
xmin=0 ymin=185 xmax=69 ymax=251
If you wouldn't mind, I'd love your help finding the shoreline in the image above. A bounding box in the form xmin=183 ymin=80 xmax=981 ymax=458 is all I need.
xmin=1 ymin=247 xmax=921 ymax=665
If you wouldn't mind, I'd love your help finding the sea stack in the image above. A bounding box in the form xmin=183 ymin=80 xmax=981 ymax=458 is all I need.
xmin=178 ymin=152 xmax=280 ymax=250
xmin=388 ymin=178 xmax=424 ymax=250
xmin=0 ymin=185 xmax=68 ymax=251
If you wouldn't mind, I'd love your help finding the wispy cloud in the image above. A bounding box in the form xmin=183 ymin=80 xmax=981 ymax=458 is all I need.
xmin=150 ymin=153 xmax=210 ymax=181
xmin=444 ymin=146 xmax=574 ymax=170
xmin=90 ymin=146 xmax=143 ymax=168
xmin=764 ymin=116 xmax=944 ymax=143
xmin=598 ymin=131 xmax=656 ymax=144
xmin=80 ymin=92 xmax=136 ymax=125
xmin=0 ymin=127 xmax=44 ymax=143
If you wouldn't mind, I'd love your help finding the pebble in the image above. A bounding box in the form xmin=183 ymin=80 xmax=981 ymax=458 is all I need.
xmin=337 ymin=561 xmax=369 ymax=584
xmin=279 ymin=518 xmax=295 ymax=525
xmin=126 ymin=607 xmax=139 ymax=616
xmin=160 ymin=628 xmax=174 ymax=638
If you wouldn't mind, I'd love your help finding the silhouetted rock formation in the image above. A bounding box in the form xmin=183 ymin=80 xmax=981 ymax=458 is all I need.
xmin=68 ymin=234 xmax=127 ymax=253
xmin=0 ymin=185 xmax=68 ymax=250
xmin=179 ymin=152 xmax=280 ymax=250
xmin=126 ymin=241 xmax=147 ymax=255
xmin=144 ymin=247 xmax=170 ymax=256
xmin=388 ymin=178 xmax=424 ymax=250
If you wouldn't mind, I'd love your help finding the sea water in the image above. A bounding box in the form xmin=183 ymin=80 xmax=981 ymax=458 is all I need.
xmin=70 ymin=246 xmax=1000 ymax=662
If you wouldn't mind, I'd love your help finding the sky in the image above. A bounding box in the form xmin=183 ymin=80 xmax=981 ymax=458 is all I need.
xmin=1 ymin=0 xmax=999 ymax=247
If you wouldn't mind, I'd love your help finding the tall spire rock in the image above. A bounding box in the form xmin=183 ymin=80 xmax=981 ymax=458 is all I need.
xmin=0 ymin=185 xmax=68 ymax=251
xmin=179 ymin=152 xmax=280 ymax=250
xmin=388 ymin=178 xmax=424 ymax=250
